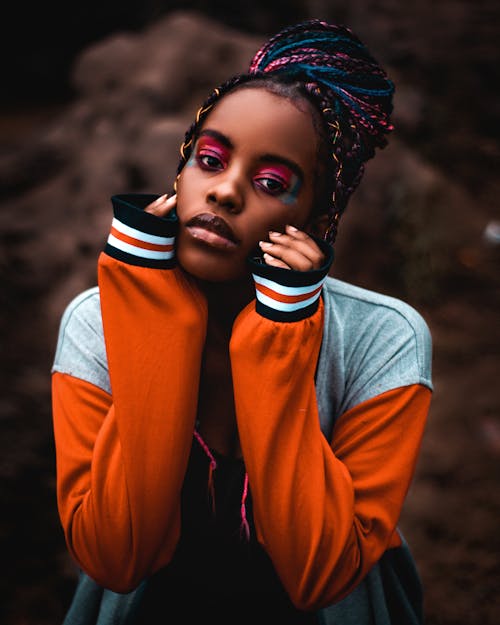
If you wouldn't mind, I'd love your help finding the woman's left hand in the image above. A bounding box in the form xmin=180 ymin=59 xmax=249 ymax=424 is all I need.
xmin=258 ymin=225 xmax=325 ymax=271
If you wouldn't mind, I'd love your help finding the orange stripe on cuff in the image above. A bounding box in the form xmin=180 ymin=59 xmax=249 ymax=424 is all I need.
xmin=255 ymin=283 xmax=323 ymax=304
xmin=110 ymin=226 xmax=174 ymax=252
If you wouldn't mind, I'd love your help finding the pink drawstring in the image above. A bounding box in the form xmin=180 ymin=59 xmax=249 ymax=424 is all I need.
xmin=193 ymin=429 xmax=250 ymax=541
xmin=193 ymin=429 xmax=217 ymax=515
xmin=240 ymin=472 xmax=250 ymax=541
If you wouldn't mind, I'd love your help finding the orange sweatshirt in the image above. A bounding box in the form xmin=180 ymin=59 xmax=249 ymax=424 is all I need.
xmin=52 ymin=194 xmax=432 ymax=609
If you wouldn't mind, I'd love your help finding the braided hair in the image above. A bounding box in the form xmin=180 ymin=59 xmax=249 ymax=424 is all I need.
xmin=175 ymin=19 xmax=394 ymax=245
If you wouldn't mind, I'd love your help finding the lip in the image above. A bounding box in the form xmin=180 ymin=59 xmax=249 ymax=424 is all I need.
xmin=185 ymin=213 xmax=239 ymax=250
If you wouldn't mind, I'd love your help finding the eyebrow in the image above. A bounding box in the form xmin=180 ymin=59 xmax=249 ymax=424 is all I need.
xmin=198 ymin=129 xmax=233 ymax=149
xmin=258 ymin=154 xmax=303 ymax=180
xmin=198 ymin=129 xmax=304 ymax=180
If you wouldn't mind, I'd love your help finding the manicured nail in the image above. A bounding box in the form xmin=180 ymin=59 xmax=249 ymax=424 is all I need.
xmin=263 ymin=253 xmax=274 ymax=262
xmin=286 ymin=224 xmax=298 ymax=232
xmin=259 ymin=241 xmax=272 ymax=249
xmin=269 ymin=230 xmax=282 ymax=236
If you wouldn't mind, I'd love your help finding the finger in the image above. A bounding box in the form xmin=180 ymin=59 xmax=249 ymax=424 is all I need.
xmin=261 ymin=234 xmax=324 ymax=270
xmin=269 ymin=229 xmax=321 ymax=259
xmin=283 ymin=226 xmax=324 ymax=263
xmin=262 ymin=252 xmax=291 ymax=269
xmin=260 ymin=240 xmax=313 ymax=271
xmin=266 ymin=229 xmax=325 ymax=269
xmin=144 ymin=193 xmax=167 ymax=211
xmin=144 ymin=193 xmax=177 ymax=217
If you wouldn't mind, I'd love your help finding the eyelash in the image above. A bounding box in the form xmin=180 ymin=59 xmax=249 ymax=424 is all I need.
xmin=196 ymin=150 xmax=290 ymax=196
xmin=197 ymin=151 xmax=225 ymax=171
xmin=253 ymin=173 xmax=289 ymax=196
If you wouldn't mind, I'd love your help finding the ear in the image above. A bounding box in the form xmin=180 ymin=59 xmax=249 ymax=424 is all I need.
xmin=305 ymin=214 xmax=330 ymax=239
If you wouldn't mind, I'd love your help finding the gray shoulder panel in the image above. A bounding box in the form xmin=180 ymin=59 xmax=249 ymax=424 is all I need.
xmin=51 ymin=286 xmax=110 ymax=394
xmin=316 ymin=278 xmax=433 ymax=436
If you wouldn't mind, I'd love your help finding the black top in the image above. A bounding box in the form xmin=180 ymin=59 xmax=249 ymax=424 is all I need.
xmin=135 ymin=438 xmax=318 ymax=624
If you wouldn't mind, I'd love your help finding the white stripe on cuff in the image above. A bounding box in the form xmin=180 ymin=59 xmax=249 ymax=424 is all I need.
xmin=107 ymin=233 xmax=175 ymax=260
xmin=111 ymin=217 xmax=175 ymax=246
xmin=253 ymin=273 xmax=326 ymax=296
xmin=255 ymin=290 xmax=320 ymax=312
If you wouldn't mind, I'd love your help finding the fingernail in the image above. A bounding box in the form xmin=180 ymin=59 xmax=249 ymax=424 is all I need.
xmin=259 ymin=241 xmax=272 ymax=249
xmin=263 ymin=253 xmax=273 ymax=262
xmin=269 ymin=230 xmax=281 ymax=236
xmin=286 ymin=224 xmax=298 ymax=232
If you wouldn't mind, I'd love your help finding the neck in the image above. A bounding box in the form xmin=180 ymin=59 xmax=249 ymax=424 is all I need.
xmin=197 ymin=274 xmax=255 ymax=330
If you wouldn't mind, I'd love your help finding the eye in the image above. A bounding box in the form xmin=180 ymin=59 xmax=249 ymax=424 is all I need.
xmin=254 ymin=173 xmax=288 ymax=196
xmin=197 ymin=151 xmax=225 ymax=171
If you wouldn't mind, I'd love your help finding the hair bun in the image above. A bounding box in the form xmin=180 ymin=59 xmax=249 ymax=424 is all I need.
xmin=248 ymin=19 xmax=394 ymax=148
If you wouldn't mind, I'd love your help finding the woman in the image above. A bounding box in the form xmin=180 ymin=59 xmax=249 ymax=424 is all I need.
xmin=52 ymin=19 xmax=433 ymax=625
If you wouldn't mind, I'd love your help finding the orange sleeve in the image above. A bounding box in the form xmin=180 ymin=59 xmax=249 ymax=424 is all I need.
xmin=229 ymin=298 xmax=431 ymax=610
xmin=52 ymin=196 xmax=207 ymax=592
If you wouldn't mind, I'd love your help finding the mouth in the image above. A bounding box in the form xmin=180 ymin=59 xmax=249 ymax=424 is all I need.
xmin=185 ymin=213 xmax=239 ymax=250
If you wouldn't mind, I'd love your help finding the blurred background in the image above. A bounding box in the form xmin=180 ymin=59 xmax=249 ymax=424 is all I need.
xmin=1 ymin=1 xmax=499 ymax=623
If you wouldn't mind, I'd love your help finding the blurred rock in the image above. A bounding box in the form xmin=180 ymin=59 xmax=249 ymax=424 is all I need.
xmin=332 ymin=138 xmax=478 ymax=303
xmin=71 ymin=12 xmax=263 ymax=114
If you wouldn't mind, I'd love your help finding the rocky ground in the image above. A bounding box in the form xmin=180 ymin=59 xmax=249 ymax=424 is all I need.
xmin=0 ymin=8 xmax=499 ymax=625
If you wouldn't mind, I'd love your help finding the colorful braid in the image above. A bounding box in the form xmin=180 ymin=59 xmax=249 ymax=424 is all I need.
xmin=175 ymin=19 xmax=394 ymax=245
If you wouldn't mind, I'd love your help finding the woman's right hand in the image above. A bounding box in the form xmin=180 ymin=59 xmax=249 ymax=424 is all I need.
xmin=144 ymin=193 xmax=177 ymax=217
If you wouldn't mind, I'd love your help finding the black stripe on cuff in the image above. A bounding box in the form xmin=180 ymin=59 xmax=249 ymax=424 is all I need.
xmin=255 ymin=298 xmax=321 ymax=322
xmin=104 ymin=244 xmax=176 ymax=269
xmin=111 ymin=194 xmax=178 ymax=237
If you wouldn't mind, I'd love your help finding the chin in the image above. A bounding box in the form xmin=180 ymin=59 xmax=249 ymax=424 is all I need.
xmin=176 ymin=243 xmax=247 ymax=283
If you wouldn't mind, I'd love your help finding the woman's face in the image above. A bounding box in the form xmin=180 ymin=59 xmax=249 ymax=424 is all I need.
xmin=175 ymin=87 xmax=320 ymax=282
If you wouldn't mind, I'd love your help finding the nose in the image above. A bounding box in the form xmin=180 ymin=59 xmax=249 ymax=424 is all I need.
xmin=206 ymin=169 xmax=244 ymax=214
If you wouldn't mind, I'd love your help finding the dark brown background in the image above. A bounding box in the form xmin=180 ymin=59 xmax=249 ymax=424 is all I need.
xmin=1 ymin=2 xmax=499 ymax=623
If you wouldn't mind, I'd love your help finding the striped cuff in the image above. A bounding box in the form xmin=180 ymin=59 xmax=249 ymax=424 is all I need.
xmin=247 ymin=236 xmax=333 ymax=322
xmin=104 ymin=194 xmax=177 ymax=268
